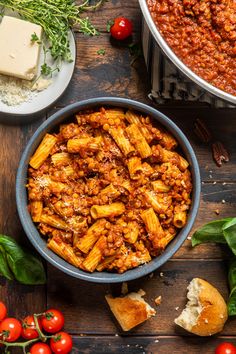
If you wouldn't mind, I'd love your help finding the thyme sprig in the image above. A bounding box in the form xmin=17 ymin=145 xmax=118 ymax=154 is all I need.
xmin=0 ymin=0 xmax=105 ymax=62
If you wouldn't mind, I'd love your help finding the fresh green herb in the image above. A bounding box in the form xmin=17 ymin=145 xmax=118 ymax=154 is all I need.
xmin=228 ymin=260 xmax=236 ymax=315
xmin=128 ymin=42 xmax=142 ymax=65
xmin=223 ymin=219 xmax=236 ymax=256
xmin=0 ymin=234 xmax=46 ymax=285
xmin=106 ymin=19 xmax=114 ymax=32
xmin=191 ymin=218 xmax=232 ymax=246
xmin=0 ymin=0 xmax=105 ymax=62
xmin=39 ymin=46 xmax=60 ymax=78
xmin=128 ymin=43 xmax=142 ymax=57
xmin=31 ymin=32 xmax=41 ymax=44
xmin=191 ymin=217 xmax=236 ymax=316
xmin=0 ymin=245 xmax=14 ymax=280
xmin=78 ymin=16 xmax=100 ymax=36
xmin=40 ymin=63 xmax=60 ymax=77
xmin=40 ymin=63 xmax=52 ymax=76
xmin=97 ymin=48 xmax=106 ymax=55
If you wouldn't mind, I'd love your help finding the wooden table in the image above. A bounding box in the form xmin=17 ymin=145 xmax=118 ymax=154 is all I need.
xmin=0 ymin=1 xmax=236 ymax=353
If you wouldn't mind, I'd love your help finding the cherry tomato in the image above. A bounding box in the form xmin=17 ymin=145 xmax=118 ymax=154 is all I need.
xmin=0 ymin=317 xmax=22 ymax=342
xmin=30 ymin=343 xmax=52 ymax=354
xmin=0 ymin=302 xmax=7 ymax=321
xmin=21 ymin=315 xmax=42 ymax=340
xmin=215 ymin=342 xmax=236 ymax=354
xmin=50 ymin=332 xmax=73 ymax=354
xmin=41 ymin=309 xmax=64 ymax=334
xmin=110 ymin=17 xmax=133 ymax=40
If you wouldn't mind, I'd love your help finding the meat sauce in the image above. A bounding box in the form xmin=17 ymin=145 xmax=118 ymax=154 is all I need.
xmin=147 ymin=0 xmax=236 ymax=96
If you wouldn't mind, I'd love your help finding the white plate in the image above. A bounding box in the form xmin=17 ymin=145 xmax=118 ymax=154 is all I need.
xmin=0 ymin=28 xmax=76 ymax=117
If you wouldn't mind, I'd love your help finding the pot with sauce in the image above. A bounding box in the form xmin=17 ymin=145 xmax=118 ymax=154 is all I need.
xmin=139 ymin=0 xmax=236 ymax=105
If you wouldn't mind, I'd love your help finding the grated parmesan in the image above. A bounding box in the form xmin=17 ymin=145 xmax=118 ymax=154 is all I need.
xmin=0 ymin=73 xmax=51 ymax=106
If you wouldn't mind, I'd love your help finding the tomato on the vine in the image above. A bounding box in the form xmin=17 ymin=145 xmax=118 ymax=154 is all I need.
xmin=50 ymin=332 xmax=72 ymax=354
xmin=0 ymin=302 xmax=7 ymax=321
xmin=41 ymin=309 xmax=64 ymax=334
xmin=110 ymin=17 xmax=133 ymax=40
xmin=21 ymin=315 xmax=42 ymax=340
xmin=30 ymin=342 xmax=52 ymax=354
xmin=215 ymin=342 xmax=236 ymax=354
xmin=0 ymin=317 xmax=22 ymax=342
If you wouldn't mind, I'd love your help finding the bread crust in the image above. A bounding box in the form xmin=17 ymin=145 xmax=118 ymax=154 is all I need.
xmin=191 ymin=278 xmax=228 ymax=336
xmin=105 ymin=292 xmax=156 ymax=331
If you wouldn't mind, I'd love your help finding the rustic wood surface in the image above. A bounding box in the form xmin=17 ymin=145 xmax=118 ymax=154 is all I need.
xmin=0 ymin=0 xmax=236 ymax=353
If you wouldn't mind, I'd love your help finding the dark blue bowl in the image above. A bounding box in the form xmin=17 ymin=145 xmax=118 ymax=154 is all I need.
xmin=16 ymin=97 xmax=201 ymax=283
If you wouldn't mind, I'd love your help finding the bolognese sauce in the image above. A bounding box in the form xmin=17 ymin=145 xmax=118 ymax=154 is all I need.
xmin=27 ymin=107 xmax=192 ymax=274
xmin=147 ymin=0 xmax=236 ymax=96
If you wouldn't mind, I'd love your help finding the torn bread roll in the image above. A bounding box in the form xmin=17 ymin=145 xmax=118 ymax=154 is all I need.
xmin=105 ymin=291 xmax=156 ymax=331
xmin=174 ymin=278 xmax=228 ymax=336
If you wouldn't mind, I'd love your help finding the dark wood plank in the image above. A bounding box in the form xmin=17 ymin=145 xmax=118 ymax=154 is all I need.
xmin=159 ymin=108 xmax=236 ymax=182
xmin=174 ymin=182 xmax=236 ymax=258
xmin=71 ymin=335 xmax=236 ymax=354
xmin=0 ymin=121 xmax=47 ymax=317
xmin=77 ymin=0 xmax=142 ymax=33
xmin=47 ymin=260 xmax=236 ymax=335
xmin=46 ymin=31 xmax=150 ymax=112
xmin=0 ymin=0 xmax=236 ymax=353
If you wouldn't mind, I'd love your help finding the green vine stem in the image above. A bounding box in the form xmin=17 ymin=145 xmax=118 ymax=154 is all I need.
xmin=0 ymin=313 xmax=53 ymax=353
xmin=0 ymin=338 xmax=38 ymax=352
xmin=33 ymin=313 xmax=50 ymax=341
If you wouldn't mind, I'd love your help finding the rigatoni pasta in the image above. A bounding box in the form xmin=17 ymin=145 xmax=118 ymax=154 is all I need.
xmin=27 ymin=107 xmax=192 ymax=273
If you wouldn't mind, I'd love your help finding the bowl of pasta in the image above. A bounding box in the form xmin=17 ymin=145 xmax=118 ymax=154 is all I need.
xmin=16 ymin=97 xmax=201 ymax=283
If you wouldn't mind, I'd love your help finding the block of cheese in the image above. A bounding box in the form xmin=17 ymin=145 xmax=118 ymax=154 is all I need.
xmin=0 ymin=16 xmax=42 ymax=80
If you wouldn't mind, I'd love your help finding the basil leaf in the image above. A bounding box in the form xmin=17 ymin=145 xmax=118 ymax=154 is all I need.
xmin=191 ymin=218 xmax=232 ymax=247
xmin=228 ymin=260 xmax=236 ymax=291
xmin=223 ymin=219 xmax=236 ymax=256
xmin=228 ymin=285 xmax=236 ymax=316
xmin=0 ymin=234 xmax=46 ymax=285
xmin=0 ymin=246 xmax=14 ymax=281
xmin=7 ymin=252 xmax=46 ymax=285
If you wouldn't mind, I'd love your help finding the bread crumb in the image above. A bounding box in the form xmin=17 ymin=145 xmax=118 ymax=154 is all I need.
xmin=154 ymin=339 xmax=159 ymax=343
xmin=209 ymin=175 xmax=213 ymax=179
xmin=222 ymin=182 xmax=226 ymax=185
xmin=215 ymin=209 xmax=220 ymax=215
xmin=175 ymin=306 xmax=179 ymax=311
xmin=115 ymin=334 xmax=119 ymax=337
xmin=159 ymin=272 xmax=164 ymax=277
xmin=187 ymin=236 xmax=191 ymax=240
xmin=137 ymin=289 xmax=146 ymax=296
xmin=127 ymin=345 xmax=130 ymax=347
xmin=149 ymin=273 xmax=154 ymax=279
xmin=222 ymin=199 xmax=226 ymax=204
xmin=121 ymin=282 xmax=128 ymax=295
xmin=204 ymin=319 xmax=208 ymax=324
xmin=213 ymin=181 xmax=217 ymax=185
xmin=202 ymin=181 xmax=205 ymax=185
xmin=220 ymin=314 xmax=224 ymax=319
xmin=154 ymin=296 xmax=162 ymax=306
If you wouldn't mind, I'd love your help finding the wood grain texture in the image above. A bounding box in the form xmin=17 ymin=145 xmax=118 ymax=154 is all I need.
xmin=70 ymin=336 xmax=236 ymax=354
xmin=76 ymin=0 xmax=142 ymax=33
xmin=0 ymin=0 xmax=235 ymax=353
xmin=46 ymin=33 xmax=150 ymax=111
xmin=47 ymin=260 xmax=233 ymax=335
xmin=0 ymin=121 xmax=47 ymax=315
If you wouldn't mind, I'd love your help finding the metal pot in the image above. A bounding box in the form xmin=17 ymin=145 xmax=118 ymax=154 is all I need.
xmin=139 ymin=0 xmax=236 ymax=106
